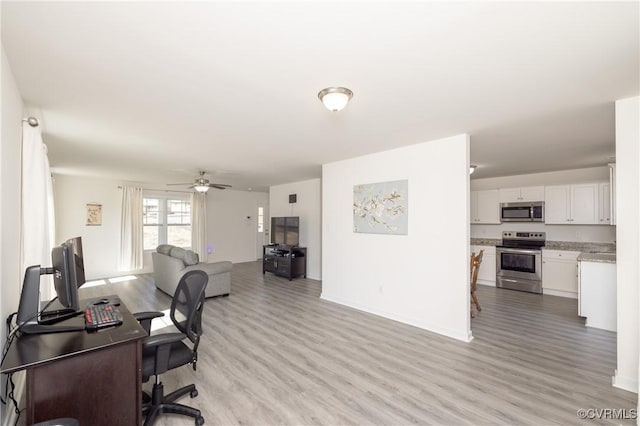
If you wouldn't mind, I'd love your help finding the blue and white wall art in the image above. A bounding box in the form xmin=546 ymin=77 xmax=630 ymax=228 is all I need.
xmin=353 ymin=179 xmax=408 ymax=235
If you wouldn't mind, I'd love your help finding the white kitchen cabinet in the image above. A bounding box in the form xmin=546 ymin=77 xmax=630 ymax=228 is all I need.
xmin=598 ymin=182 xmax=611 ymax=225
xmin=470 ymin=245 xmax=496 ymax=286
xmin=579 ymin=261 xmax=616 ymax=331
xmin=609 ymin=163 xmax=616 ymax=225
xmin=498 ymin=186 xmax=545 ymax=203
xmin=470 ymin=190 xmax=500 ymax=224
xmin=544 ymin=183 xmax=599 ymax=225
xmin=542 ymin=250 xmax=580 ymax=298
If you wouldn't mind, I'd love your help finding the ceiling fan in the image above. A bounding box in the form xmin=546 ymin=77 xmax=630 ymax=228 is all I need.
xmin=167 ymin=171 xmax=232 ymax=193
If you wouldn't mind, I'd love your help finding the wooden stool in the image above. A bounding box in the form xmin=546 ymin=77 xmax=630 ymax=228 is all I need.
xmin=470 ymin=250 xmax=484 ymax=318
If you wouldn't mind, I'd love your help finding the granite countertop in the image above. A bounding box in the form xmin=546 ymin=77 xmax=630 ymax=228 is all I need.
xmin=544 ymin=241 xmax=616 ymax=253
xmin=470 ymin=238 xmax=501 ymax=246
xmin=577 ymin=252 xmax=617 ymax=264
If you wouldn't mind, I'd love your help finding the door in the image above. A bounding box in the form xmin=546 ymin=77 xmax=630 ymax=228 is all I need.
xmin=256 ymin=203 xmax=269 ymax=259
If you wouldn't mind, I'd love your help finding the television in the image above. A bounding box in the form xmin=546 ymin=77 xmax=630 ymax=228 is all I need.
xmin=16 ymin=238 xmax=86 ymax=334
xmin=271 ymin=216 xmax=299 ymax=247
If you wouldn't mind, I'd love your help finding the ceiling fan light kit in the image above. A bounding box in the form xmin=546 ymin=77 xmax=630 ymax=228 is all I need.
xmin=318 ymin=87 xmax=353 ymax=112
xmin=167 ymin=171 xmax=231 ymax=192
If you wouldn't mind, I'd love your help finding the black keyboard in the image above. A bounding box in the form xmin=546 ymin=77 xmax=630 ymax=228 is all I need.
xmin=85 ymin=304 xmax=123 ymax=331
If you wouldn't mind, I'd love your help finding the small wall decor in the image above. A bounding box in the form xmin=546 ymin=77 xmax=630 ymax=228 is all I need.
xmin=86 ymin=203 xmax=102 ymax=226
xmin=353 ymin=179 xmax=408 ymax=235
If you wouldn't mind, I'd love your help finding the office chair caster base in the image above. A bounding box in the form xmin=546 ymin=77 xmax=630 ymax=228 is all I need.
xmin=196 ymin=415 xmax=204 ymax=425
xmin=191 ymin=389 xmax=198 ymax=398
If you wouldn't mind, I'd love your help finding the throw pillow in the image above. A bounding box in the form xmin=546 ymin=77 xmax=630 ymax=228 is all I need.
xmin=157 ymin=244 xmax=174 ymax=255
xmin=183 ymin=250 xmax=199 ymax=266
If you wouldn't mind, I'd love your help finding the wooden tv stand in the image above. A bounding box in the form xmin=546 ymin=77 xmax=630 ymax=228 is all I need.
xmin=263 ymin=245 xmax=307 ymax=281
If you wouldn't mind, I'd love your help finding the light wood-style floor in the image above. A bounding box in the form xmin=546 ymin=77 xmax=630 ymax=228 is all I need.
xmin=76 ymin=261 xmax=635 ymax=425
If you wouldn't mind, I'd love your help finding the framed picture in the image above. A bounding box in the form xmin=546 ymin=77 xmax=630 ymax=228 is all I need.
xmin=353 ymin=179 xmax=408 ymax=235
xmin=86 ymin=203 xmax=102 ymax=226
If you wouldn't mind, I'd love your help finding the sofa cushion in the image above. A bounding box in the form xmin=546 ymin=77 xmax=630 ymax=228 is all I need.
xmin=195 ymin=260 xmax=232 ymax=275
xmin=157 ymin=244 xmax=174 ymax=256
xmin=169 ymin=247 xmax=199 ymax=266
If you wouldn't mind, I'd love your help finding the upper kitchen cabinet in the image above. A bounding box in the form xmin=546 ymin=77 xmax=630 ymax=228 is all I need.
xmin=470 ymin=189 xmax=500 ymax=224
xmin=498 ymin=186 xmax=545 ymax=203
xmin=598 ymin=182 xmax=611 ymax=225
xmin=545 ymin=183 xmax=600 ymax=224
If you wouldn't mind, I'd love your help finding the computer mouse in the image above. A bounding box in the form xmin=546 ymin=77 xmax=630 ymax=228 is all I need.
xmin=93 ymin=298 xmax=110 ymax=305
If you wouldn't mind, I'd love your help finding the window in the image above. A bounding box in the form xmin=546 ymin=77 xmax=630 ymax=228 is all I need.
xmin=257 ymin=206 xmax=264 ymax=232
xmin=143 ymin=197 xmax=191 ymax=250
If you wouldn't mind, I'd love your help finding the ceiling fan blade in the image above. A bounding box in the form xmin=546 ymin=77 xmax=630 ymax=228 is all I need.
xmin=209 ymin=184 xmax=231 ymax=189
xmin=167 ymin=182 xmax=193 ymax=186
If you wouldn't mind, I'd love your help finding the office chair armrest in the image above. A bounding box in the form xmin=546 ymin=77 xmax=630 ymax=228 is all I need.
xmin=143 ymin=332 xmax=186 ymax=375
xmin=134 ymin=311 xmax=164 ymax=335
xmin=143 ymin=332 xmax=185 ymax=349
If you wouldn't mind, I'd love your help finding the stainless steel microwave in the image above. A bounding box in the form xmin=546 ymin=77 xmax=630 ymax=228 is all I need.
xmin=500 ymin=201 xmax=544 ymax=222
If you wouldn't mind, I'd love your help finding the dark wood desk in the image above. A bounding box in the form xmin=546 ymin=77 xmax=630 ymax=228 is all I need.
xmin=1 ymin=296 xmax=146 ymax=425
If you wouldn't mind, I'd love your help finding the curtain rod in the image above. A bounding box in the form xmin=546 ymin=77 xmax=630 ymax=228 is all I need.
xmin=22 ymin=117 xmax=39 ymax=127
xmin=117 ymin=186 xmax=193 ymax=194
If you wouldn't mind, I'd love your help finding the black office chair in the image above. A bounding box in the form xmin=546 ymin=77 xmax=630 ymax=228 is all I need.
xmin=134 ymin=270 xmax=208 ymax=426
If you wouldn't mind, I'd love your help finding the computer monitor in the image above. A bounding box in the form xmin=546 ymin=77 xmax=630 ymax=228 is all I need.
xmin=50 ymin=241 xmax=81 ymax=313
xmin=66 ymin=236 xmax=86 ymax=288
xmin=16 ymin=238 xmax=86 ymax=334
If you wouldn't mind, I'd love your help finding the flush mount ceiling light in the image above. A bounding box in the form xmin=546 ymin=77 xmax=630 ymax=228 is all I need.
xmin=318 ymin=87 xmax=353 ymax=112
xmin=469 ymin=165 xmax=477 ymax=175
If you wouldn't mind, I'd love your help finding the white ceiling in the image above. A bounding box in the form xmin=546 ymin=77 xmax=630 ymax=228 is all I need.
xmin=2 ymin=2 xmax=638 ymax=191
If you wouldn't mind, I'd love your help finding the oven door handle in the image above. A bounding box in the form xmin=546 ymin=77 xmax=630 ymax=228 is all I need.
xmin=497 ymin=248 xmax=541 ymax=255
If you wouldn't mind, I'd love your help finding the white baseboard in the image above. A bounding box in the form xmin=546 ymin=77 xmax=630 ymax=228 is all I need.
xmin=477 ymin=280 xmax=496 ymax=287
xmin=612 ymin=369 xmax=639 ymax=393
xmin=542 ymin=288 xmax=578 ymax=299
xmin=320 ymin=293 xmax=473 ymax=343
xmin=3 ymin=371 xmax=25 ymax=426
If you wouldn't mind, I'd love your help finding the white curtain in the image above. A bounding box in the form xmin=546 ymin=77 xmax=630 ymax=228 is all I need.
xmin=190 ymin=192 xmax=207 ymax=261
xmin=21 ymin=121 xmax=56 ymax=300
xmin=119 ymin=186 xmax=143 ymax=271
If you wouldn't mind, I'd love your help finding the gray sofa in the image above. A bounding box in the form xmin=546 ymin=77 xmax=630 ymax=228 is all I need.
xmin=152 ymin=244 xmax=232 ymax=298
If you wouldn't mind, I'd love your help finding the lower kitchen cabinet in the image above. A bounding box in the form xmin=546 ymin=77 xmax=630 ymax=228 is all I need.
xmin=542 ymin=249 xmax=580 ymax=298
xmin=579 ymin=261 xmax=616 ymax=331
xmin=470 ymin=245 xmax=496 ymax=286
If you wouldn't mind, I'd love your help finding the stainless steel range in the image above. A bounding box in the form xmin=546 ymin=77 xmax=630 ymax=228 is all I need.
xmin=496 ymin=231 xmax=546 ymax=294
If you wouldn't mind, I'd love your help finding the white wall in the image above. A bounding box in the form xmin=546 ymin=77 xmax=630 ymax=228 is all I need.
xmin=322 ymin=135 xmax=471 ymax=342
xmin=54 ymin=174 xmax=268 ymax=278
xmin=470 ymin=167 xmax=616 ymax=243
xmin=205 ymin=189 xmax=269 ymax=264
xmin=269 ymin=178 xmax=322 ymax=280
xmin=53 ymin=175 xmax=125 ymax=280
xmin=1 ymin=46 xmax=25 ymax=424
xmin=613 ymin=96 xmax=639 ymax=394
xmin=471 ymin=166 xmax=609 ymax=190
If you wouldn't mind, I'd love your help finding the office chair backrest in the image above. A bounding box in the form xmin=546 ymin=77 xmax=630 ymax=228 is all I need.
xmin=170 ymin=270 xmax=208 ymax=346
